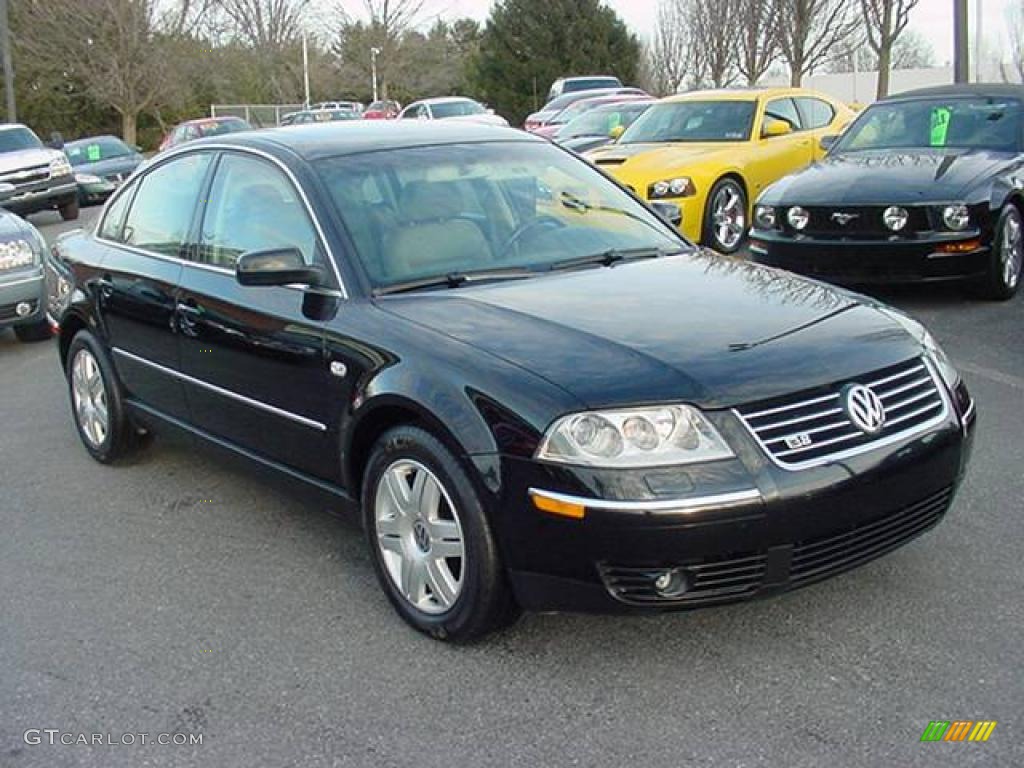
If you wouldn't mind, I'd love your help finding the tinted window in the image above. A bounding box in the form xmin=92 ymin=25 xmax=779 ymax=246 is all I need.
xmin=622 ymin=101 xmax=756 ymax=143
xmin=765 ymin=98 xmax=803 ymax=132
xmin=796 ymin=97 xmax=835 ymax=129
xmin=199 ymin=153 xmax=318 ymax=269
xmin=98 ymin=186 xmax=134 ymax=241
xmin=197 ymin=119 xmax=251 ymax=138
xmin=431 ymin=100 xmax=486 ymax=118
xmin=563 ymin=78 xmax=621 ymax=94
xmin=0 ymin=127 xmax=43 ymax=153
xmin=123 ymin=153 xmax=212 ymax=257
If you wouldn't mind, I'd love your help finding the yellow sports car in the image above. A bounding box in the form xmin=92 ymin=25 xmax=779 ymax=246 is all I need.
xmin=585 ymin=87 xmax=853 ymax=252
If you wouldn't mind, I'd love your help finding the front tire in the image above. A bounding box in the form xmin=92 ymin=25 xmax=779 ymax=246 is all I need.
xmin=702 ymin=177 xmax=747 ymax=254
xmin=59 ymin=197 xmax=80 ymax=221
xmin=976 ymin=204 xmax=1022 ymax=301
xmin=14 ymin=319 xmax=52 ymax=342
xmin=362 ymin=426 xmax=517 ymax=641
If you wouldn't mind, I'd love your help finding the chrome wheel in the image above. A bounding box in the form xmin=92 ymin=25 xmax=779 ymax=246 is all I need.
xmin=710 ymin=182 xmax=746 ymax=251
xmin=374 ymin=459 xmax=465 ymax=615
xmin=71 ymin=348 xmax=108 ymax=448
xmin=1001 ymin=209 xmax=1022 ymax=289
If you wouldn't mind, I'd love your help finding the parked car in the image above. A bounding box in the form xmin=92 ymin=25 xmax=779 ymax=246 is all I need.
xmin=281 ymin=109 xmax=361 ymax=126
xmin=0 ymin=186 xmax=50 ymax=341
xmin=532 ymin=93 xmax=651 ymax=140
xmin=363 ymin=100 xmax=402 ymax=120
xmin=399 ymin=97 xmax=508 ymax=126
xmin=64 ymin=135 xmax=145 ymax=206
xmin=556 ymin=100 xmax=654 ymax=154
xmin=750 ymin=84 xmax=1024 ymax=301
xmin=547 ymin=75 xmax=623 ymax=103
xmin=158 ymin=117 xmax=252 ymax=152
xmin=48 ymin=122 xmax=974 ymax=641
xmin=313 ymin=101 xmax=364 ymax=114
xmin=524 ymin=87 xmax=647 ymax=132
xmin=0 ymin=123 xmax=78 ymax=220
xmin=586 ymin=87 xmax=853 ymax=252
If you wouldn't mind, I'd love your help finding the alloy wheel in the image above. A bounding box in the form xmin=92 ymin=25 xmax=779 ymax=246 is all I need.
xmin=711 ymin=183 xmax=746 ymax=250
xmin=374 ymin=459 xmax=465 ymax=615
xmin=71 ymin=348 xmax=109 ymax=448
xmin=1002 ymin=210 xmax=1022 ymax=290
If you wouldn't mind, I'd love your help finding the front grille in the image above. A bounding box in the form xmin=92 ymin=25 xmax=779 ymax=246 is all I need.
xmin=0 ymin=299 xmax=37 ymax=322
xmin=104 ymin=172 xmax=125 ymax=183
xmin=794 ymin=206 xmax=931 ymax=238
xmin=790 ymin=485 xmax=954 ymax=585
xmin=735 ymin=358 xmax=947 ymax=468
xmin=0 ymin=165 xmax=50 ymax=187
xmin=599 ymin=552 xmax=767 ymax=605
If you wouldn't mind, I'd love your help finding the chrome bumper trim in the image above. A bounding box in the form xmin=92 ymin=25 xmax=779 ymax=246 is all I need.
xmin=528 ymin=487 xmax=762 ymax=515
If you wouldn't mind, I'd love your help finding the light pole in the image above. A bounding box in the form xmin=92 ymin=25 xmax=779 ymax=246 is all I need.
xmin=953 ymin=0 xmax=969 ymax=83
xmin=0 ymin=0 xmax=15 ymax=121
xmin=370 ymin=47 xmax=381 ymax=103
xmin=302 ymin=33 xmax=310 ymax=110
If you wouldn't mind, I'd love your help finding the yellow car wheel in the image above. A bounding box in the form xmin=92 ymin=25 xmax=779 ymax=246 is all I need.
xmin=702 ymin=178 xmax=747 ymax=254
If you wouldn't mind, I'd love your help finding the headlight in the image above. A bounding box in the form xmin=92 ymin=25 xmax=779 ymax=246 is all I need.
xmin=49 ymin=155 xmax=72 ymax=177
xmin=878 ymin=307 xmax=960 ymax=391
xmin=787 ymin=206 xmax=809 ymax=230
xmin=536 ymin=405 xmax=735 ymax=468
xmin=0 ymin=239 xmax=37 ymax=271
xmin=942 ymin=204 xmax=970 ymax=231
xmin=75 ymin=173 xmax=102 ymax=184
xmin=883 ymin=206 xmax=908 ymax=231
xmin=649 ymin=177 xmax=695 ymax=199
xmin=754 ymin=204 xmax=777 ymax=229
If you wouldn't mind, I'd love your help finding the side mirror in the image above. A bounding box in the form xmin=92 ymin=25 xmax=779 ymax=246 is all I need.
xmin=0 ymin=182 xmax=16 ymax=202
xmin=609 ymin=124 xmax=626 ymax=141
xmin=236 ymin=248 xmax=326 ymax=288
xmin=819 ymin=134 xmax=838 ymax=152
xmin=650 ymin=201 xmax=683 ymax=227
xmin=762 ymin=118 xmax=793 ymax=138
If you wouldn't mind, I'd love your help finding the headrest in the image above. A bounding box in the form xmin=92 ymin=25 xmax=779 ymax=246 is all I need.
xmin=400 ymin=181 xmax=462 ymax=223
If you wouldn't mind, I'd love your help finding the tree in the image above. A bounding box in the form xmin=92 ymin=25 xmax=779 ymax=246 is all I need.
xmin=735 ymin=0 xmax=780 ymax=85
xmin=332 ymin=0 xmax=424 ymax=98
xmin=643 ymin=0 xmax=692 ymax=96
xmin=686 ymin=0 xmax=740 ymax=87
xmin=891 ymin=29 xmax=934 ymax=69
xmin=861 ymin=0 xmax=919 ymax=99
xmin=776 ymin=0 xmax=860 ymax=86
xmin=472 ymin=0 xmax=640 ymax=124
xmin=1006 ymin=3 xmax=1024 ymax=83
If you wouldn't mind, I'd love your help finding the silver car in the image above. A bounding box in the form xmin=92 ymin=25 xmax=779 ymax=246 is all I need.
xmin=0 ymin=186 xmax=50 ymax=342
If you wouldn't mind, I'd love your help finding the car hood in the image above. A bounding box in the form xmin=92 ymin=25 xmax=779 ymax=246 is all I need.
xmin=586 ymin=142 xmax=740 ymax=177
xmin=378 ymin=253 xmax=922 ymax=410
xmin=72 ymin=155 xmax=143 ymax=177
xmin=765 ymin=148 xmax=1015 ymax=204
xmin=0 ymin=147 xmax=59 ymax=174
xmin=560 ymin=136 xmax=613 ymax=154
xmin=0 ymin=206 xmax=35 ymax=239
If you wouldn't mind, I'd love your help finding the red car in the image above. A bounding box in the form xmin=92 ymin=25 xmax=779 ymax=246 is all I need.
xmin=363 ymin=100 xmax=402 ymax=120
xmin=158 ymin=116 xmax=252 ymax=152
xmin=530 ymin=93 xmax=652 ymax=139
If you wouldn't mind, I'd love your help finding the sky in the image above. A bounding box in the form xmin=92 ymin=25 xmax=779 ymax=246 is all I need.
xmin=335 ymin=0 xmax=1019 ymax=68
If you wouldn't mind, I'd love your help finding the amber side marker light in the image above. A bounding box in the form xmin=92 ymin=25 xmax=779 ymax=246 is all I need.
xmin=530 ymin=491 xmax=586 ymax=519
xmin=936 ymin=239 xmax=982 ymax=254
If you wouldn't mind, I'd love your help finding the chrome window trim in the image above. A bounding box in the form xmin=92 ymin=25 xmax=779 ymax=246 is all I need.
xmin=733 ymin=358 xmax=951 ymax=472
xmin=94 ymin=143 xmax=348 ymax=299
xmin=528 ymin=487 xmax=762 ymax=515
xmin=112 ymin=347 xmax=328 ymax=432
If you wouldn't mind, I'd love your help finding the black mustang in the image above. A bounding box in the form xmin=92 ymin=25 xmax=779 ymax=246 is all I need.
xmin=750 ymin=84 xmax=1024 ymax=300
xmin=47 ymin=123 xmax=975 ymax=640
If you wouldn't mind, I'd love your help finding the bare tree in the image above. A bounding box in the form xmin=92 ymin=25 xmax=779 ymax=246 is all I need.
xmin=645 ymin=0 xmax=691 ymax=95
xmin=735 ymin=0 xmax=780 ymax=85
xmin=776 ymin=0 xmax=860 ymax=86
xmin=861 ymin=0 xmax=919 ymax=99
xmin=335 ymin=0 xmax=424 ymax=98
xmin=891 ymin=29 xmax=934 ymax=69
xmin=1006 ymin=3 xmax=1024 ymax=83
xmin=686 ymin=0 xmax=740 ymax=87
xmin=217 ymin=0 xmax=309 ymax=48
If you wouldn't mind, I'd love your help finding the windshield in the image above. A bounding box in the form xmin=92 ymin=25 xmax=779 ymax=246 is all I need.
xmin=65 ymin=136 xmax=133 ymax=166
xmin=198 ymin=119 xmax=251 ymax=137
xmin=835 ymin=96 xmax=1022 ymax=152
xmin=431 ymin=100 xmax=486 ymax=118
xmin=621 ymin=100 xmax=756 ymax=143
xmin=557 ymin=103 xmax=650 ymax=139
xmin=317 ymin=141 xmax=684 ymax=290
xmin=563 ymin=78 xmax=620 ymax=94
xmin=0 ymin=127 xmax=43 ymax=153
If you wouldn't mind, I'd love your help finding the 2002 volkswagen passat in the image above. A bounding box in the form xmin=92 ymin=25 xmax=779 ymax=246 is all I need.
xmin=47 ymin=123 xmax=976 ymax=641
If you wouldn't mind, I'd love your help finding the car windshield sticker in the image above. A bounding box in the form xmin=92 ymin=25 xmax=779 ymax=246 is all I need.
xmin=86 ymin=144 xmax=101 ymax=161
xmin=930 ymin=107 xmax=951 ymax=146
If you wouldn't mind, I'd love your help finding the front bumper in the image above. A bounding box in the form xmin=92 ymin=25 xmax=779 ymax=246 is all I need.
xmin=78 ymin=179 xmax=117 ymax=204
xmin=3 ymin=177 xmax=77 ymax=215
xmin=0 ymin=268 xmax=46 ymax=328
xmin=748 ymin=229 xmax=990 ymax=284
xmin=498 ymin=381 xmax=975 ymax=613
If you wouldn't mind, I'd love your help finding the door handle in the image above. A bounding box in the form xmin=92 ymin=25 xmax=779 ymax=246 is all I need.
xmin=97 ymin=275 xmax=114 ymax=299
xmin=175 ymin=299 xmax=201 ymax=337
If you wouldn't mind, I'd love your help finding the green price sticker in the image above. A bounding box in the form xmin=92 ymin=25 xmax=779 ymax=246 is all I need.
xmin=86 ymin=144 xmax=101 ymax=161
xmin=930 ymin=107 xmax=951 ymax=146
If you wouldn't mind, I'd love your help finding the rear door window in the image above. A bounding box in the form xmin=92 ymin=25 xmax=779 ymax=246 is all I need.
xmin=122 ymin=153 xmax=212 ymax=257
xmin=765 ymin=98 xmax=803 ymax=132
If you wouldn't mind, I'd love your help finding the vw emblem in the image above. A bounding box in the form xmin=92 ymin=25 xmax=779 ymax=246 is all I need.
xmin=843 ymin=384 xmax=886 ymax=435
xmin=831 ymin=211 xmax=860 ymax=226
xmin=412 ymin=519 xmax=431 ymax=553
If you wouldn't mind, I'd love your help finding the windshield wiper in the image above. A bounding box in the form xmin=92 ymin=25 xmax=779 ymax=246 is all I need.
xmin=373 ymin=267 xmax=534 ymax=296
xmin=546 ymin=245 xmax=684 ymax=273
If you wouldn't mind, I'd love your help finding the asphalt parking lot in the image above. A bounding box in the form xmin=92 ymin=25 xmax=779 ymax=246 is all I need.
xmin=2 ymin=206 xmax=1022 ymax=767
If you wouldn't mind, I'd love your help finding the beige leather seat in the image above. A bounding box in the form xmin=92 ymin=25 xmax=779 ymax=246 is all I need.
xmin=383 ymin=181 xmax=492 ymax=279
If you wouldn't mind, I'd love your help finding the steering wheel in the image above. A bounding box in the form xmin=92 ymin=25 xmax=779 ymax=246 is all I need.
xmin=499 ymin=216 xmax=567 ymax=259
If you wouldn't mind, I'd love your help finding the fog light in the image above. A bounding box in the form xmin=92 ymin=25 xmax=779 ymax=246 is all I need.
xmin=787 ymin=206 xmax=809 ymax=231
xmin=653 ymin=568 xmax=688 ymax=597
xmin=15 ymin=301 xmax=31 ymax=317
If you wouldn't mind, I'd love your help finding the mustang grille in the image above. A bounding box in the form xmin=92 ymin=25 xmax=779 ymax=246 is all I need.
xmin=794 ymin=206 xmax=931 ymax=237
xmin=735 ymin=358 xmax=947 ymax=468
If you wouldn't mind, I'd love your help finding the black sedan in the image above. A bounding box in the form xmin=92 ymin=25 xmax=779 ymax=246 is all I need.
xmin=750 ymin=84 xmax=1024 ymax=300
xmin=64 ymin=135 xmax=145 ymax=205
xmin=46 ymin=123 xmax=975 ymax=641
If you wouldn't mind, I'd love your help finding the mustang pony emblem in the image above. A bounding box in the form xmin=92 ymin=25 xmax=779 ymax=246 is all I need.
xmin=831 ymin=211 xmax=860 ymax=226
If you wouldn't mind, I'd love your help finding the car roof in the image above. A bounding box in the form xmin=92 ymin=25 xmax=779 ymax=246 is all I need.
xmin=183 ymin=116 xmax=246 ymax=126
xmin=566 ymin=93 xmax=652 ymax=109
xmin=417 ymin=97 xmax=478 ymax=105
xmin=882 ymin=83 xmax=1024 ymax=102
xmin=186 ymin=121 xmax=542 ymax=162
xmin=65 ymin=134 xmax=122 ymax=145
xmin=663 ymin=87 xmax=824 ymax=103
xmin=0 ymin=123 xmax=32 ymax=132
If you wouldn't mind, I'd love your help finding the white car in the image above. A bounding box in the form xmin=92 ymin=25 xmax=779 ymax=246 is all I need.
xmin=398 ymin=98 xmax=508 ymax=127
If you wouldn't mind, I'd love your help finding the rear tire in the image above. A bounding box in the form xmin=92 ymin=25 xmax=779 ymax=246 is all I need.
xmin=702 ymin=178 xmax=747 ymax=254
xmin=362 ymin=425 xmax=518 ymax=642
xmin=14 ymin=319 xmax=52 ymax=342
xmin=975 ymin=204 xmax=1022 ymax=301
xmin=59 ymin=197 xmax=80 ymax=221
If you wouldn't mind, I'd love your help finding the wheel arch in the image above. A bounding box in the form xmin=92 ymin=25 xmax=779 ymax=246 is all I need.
xmin=58 ymin=311 xmax=90 ymax=371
